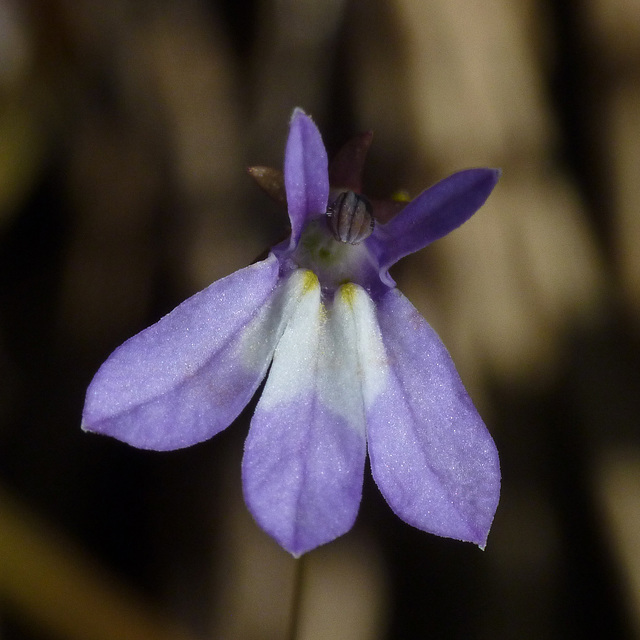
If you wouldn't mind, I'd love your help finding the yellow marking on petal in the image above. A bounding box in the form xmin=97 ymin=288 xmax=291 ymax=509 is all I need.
xmin=391 ymin=189 xmax=411 ymax=203
xmin=339 ymin=282 xmax=359 ymax=309
xmin=301 ymin=270 xmax=320 ymax=294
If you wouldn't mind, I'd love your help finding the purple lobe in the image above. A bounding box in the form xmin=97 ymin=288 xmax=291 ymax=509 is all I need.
xmin=242 ymin=277 xmax=366 ymax=556
xmin=284 ymin=109 xmax=330 ymax=249
xmin=243 ymin=395 xmax=366 ymax=557
xmin=82 ymin=256 xmax=280 ymax=450
xmin=374 ymin=168 xmax=500 ymax=273
xmin=367 ymin=288 xmax=500 ymax=546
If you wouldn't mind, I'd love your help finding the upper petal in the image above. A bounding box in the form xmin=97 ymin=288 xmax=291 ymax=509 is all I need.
xmin=284 ymin=109 xmax=330 ymax=249
xmin=365 ymin=288 xmax=500 ymax=547
xmin=373 ymin=168 xmax=500 ymax=274
xmin=82 ymin=255 xmax=287 ymax=450
xmin=242 ymin=272 xmax=367 ymax=556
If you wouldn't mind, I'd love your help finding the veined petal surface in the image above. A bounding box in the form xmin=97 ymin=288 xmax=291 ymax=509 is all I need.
xmin=373 ymin=169 xmax=500 ymax=274
xmin=83 ymin=255 xmax=294 ymax=451
xmin=243 ymin=273 xmax=367 ymax=556
xmin=365 ymin=288 xmax=500 ymax=547
xmin=284 ymin=109 xmax=329 ymax=249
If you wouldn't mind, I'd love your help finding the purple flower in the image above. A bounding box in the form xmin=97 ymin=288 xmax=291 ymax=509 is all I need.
xmin=82 ymin=109 xmax=500 ymax=557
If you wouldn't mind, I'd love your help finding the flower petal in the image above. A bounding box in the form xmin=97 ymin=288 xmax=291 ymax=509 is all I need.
xmin=243 ymin=272 xmax=367 ymax=556
xmin=82 ymin=255 xmax=291 ymax=451
xmin=365 ymin=288 xmax=500 ymax=547
xmin=284 ymin=109 xmax=329 ymax=249
xmin=373 ymin=168 xmax=500 ymax=274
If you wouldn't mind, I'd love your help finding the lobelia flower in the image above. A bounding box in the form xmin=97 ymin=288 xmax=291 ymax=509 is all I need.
xmin=82 ymin=108 xmax=501 ymax=557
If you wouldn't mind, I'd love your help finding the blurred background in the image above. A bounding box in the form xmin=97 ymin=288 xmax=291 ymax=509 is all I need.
xmin=0 ymin=0 xmax=639 ymax=638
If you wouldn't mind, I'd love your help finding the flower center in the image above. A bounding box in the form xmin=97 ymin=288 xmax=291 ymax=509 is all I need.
xmin=292 ymin=216 xmax=375 ymax=293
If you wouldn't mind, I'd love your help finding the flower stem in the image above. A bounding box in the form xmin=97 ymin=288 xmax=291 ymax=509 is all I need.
xmin=286 ymin=555 xmax=306 ymax=640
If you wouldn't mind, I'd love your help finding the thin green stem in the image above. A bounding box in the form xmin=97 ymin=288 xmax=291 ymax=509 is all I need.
xmin=286 ymin=555 xmax=306 ymax=640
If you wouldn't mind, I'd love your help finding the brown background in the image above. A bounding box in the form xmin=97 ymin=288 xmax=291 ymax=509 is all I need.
xmin=0 ymin=1 xmax=639 ymax=638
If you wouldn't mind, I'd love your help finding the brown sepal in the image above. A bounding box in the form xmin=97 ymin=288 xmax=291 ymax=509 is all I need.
xmin=247 ymin=166 xmax=287 ymax=205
